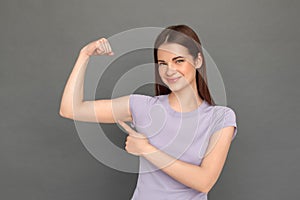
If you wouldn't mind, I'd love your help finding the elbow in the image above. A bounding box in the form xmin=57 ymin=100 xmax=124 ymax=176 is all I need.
xmin=195 ymin=176 xmax=215 ymax=194
xmin=59 ymin=102 xmax=74 ymax=119
xmin=200 ymin=179 xmax=216 ymax=194
xmin=200 ymin=185 xmax=212 ymax=194
xmin=59 ymin=109 xmax=65 ymax=117
xmin=59 ymin=109 xmax=66 ymax=118
xmin=59 ymin=108 xmax=72 ymax=119
xmin=196 ymin=184 xmax=211 ymax=194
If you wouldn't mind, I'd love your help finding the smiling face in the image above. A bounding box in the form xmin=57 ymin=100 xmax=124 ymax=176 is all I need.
xmin=157 ymin=43 xmax=202 ymax=93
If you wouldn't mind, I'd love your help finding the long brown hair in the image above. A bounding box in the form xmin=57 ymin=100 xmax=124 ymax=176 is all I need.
xmin=154 ymin=24 xmax=215 ymax=106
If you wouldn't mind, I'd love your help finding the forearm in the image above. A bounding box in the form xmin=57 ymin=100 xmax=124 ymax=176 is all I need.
xmin=59 ymin=52 xmax=89 ymax=117
xmin=142 ymin=145 xmax=210 ymax=193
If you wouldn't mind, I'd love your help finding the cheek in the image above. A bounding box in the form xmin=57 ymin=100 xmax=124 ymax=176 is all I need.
xmin=158 ymin=67 xmax=164 ymax=77
xmin=157 ymin=63 xmax=195 ymax=77
xmin=178 ymin=64 xmax=195 ymax=76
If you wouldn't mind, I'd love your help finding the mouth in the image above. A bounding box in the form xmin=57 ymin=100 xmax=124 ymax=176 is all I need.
xmin=166 ymin=77 xmax=181 ymax=83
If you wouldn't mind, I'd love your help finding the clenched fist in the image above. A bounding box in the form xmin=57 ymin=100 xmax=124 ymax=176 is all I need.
xmin=80 ymin=37 xmax=114 ymax=57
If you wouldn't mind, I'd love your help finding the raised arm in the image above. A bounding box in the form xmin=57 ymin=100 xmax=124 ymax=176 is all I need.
xmin=59 ymin=38 xmax=132 ymax=123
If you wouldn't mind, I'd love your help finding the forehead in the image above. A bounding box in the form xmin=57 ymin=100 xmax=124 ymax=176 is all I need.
xmin=157 ymin=43 xmax=190 ymax=58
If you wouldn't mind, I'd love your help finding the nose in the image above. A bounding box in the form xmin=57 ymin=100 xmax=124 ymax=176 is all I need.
xmin=165 ymin=62 xmax=177 ymax=76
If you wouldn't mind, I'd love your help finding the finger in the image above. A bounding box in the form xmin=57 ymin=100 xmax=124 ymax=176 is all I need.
xmin=96 ymin=40 xmax=103 ymax=52
xmin=100 ymin=38 xmax=109 ymax=53
xmin=96 ymin=47 xmax=104 ymax=55
xmin=96 ymin=40 xmax=101 ymax=48
xmin=118 ymin=120 xmax=144 ymax=138
xmin=117 ymin=120 xmax=135 ymax=135
xmin=103 ymin=39 xmax=110 ymax=53
xmin=107 ymin=45 xmax=114 ymax=55
xmin=97 ymin=38 xmax=113 ymax=55
xmin=105 ymin=40 xmax=114 ymax=55
xmin=97 ymin=39 xmax=103 ymax=48
xmin=106 ymin=40 xmax=112 ymax=53
xmin=99 ymin=39 xmax=106 ymax=50
xmin=136 ymin=133 xmax=147 ymax=139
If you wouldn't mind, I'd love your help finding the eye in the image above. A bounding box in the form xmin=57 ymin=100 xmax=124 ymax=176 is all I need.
xmin=175 ymin=59 xmax=185 ymax=64
xmin=158 ymin=62 xmax=167 ymax=66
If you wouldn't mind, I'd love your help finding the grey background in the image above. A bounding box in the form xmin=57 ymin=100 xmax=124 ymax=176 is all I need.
xmin=1 ymin=0 xmax=299 ymax=199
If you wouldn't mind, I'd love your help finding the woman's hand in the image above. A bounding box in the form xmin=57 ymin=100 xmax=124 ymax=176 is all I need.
xmin=117 ymin=120 xmax=152 ymax=156
xmin=80 ymin=37 xmax=114 ymax=57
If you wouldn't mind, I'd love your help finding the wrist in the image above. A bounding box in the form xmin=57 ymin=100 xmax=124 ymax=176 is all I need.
xmin=78 ymin=50 xmax=90 ymax=60
xmin=79 ymin=47 xmax=91 ymax=59
xmin=142 ymin=143 xmax=157 ymax=157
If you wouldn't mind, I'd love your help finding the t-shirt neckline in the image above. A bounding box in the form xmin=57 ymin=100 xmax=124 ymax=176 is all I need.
xmin=163 ymin=94 xmax=208 ymax=117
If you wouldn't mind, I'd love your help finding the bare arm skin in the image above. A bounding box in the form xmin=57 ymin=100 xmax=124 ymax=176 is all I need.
xmin=141 ymin=126 xmax=235 ymax=193
xmin=118 ymin=119 xmax=235 ymax=194
xmin=59 ymin=38 xmax=132 ymax=123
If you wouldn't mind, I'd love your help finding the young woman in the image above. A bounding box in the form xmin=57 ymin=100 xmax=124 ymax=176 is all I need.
xmin=59 ymin=24 xmax=237 ymax=200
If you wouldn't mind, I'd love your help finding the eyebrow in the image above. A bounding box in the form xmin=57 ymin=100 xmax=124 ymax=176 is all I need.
xmin=157 ymin=56 xmax=185 ymax=62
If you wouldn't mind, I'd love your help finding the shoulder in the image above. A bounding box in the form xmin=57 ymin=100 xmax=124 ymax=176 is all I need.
xmin=208 ymin=104 xmax=238 ymax=140
xmin=209 ymin=104 xmax=237 ymax=120
xmin=129 ymin=94 xmax=163 ymax=106
xmin=206 ymin=104 xmax=237 ymax=129
xmin=129 ymin=94 xmax=166 ymax=115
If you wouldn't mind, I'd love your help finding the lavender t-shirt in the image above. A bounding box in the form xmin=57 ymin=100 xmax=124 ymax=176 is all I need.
xmin=129 ymin=94 xmax=237 ymax=200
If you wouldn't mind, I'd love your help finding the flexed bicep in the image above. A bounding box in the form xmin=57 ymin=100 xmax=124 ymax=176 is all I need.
xmin=62 ymin=95 xmax=133 ymax=124
xmin=86 ymin=95 xmax=133 ymax=123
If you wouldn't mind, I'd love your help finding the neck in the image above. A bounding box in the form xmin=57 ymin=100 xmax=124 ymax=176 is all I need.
xmin=168 ymin=82 xmax=203 ymax=112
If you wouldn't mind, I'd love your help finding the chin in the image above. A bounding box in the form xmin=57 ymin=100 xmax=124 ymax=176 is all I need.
xmin=166 ymin=84 xmax=184 ymax=93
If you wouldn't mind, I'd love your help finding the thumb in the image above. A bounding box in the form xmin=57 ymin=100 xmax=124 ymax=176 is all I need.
xmin=117 ymin=120 xmax=135 ymax=135
xmin=133 ymin=132 xmax=147 ymax=139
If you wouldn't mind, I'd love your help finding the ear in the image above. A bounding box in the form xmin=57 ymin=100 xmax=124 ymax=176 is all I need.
xmin=195 ymin=52 xmax=203 ymax=69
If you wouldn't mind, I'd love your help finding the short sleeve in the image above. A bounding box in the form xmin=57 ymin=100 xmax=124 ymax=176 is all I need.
xmin=129 ymin=94 xmax=151 ymax=128
xmin=210 ymin=107 xmax=238 ymax=141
